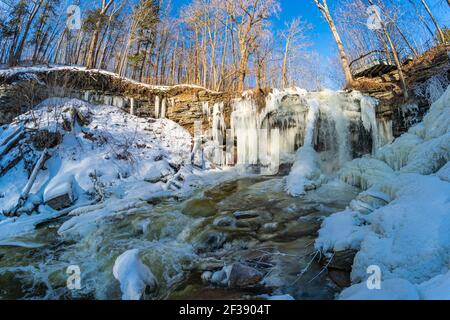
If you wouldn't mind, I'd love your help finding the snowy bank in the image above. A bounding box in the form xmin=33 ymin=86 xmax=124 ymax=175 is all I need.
xmin=0 ymin=98 xmax=193 ymax=241
xmin=315 ymin=85 xmax=450 ymax=299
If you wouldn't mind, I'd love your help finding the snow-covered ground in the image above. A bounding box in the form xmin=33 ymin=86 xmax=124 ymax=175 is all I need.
xmin=0 ymin=97 xmax=197 ymax=240
xmin=0 ymin=65 xmax=220 ymax=94
xmin=315 ymin=85 xmax=450 ymax=300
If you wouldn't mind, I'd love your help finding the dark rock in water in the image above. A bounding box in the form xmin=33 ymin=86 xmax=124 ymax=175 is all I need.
xmin=213 ymin=216 xmax=235 ymax=227
xmin=195 ymin=232 xmax=227 ymax=254
xmin=196 ymin=258 xmax=224 ymax=271
xmin=327 ymin=249 xmax=357 ymax=272
xmin=274 ymin=220 xmax=319 ymax=241
xmin=233 ymin=210 xmax=260 ymax=220
xmin=235 ymin=219 xmax=261 ymax=231
xmin=327 ymin=268 xmax=351 ymax=288
xmin=182 ymin=198 xmax=217 ymax=217
xmin=260 ymin=222 xmax=279 ymax=233
xmin=228 ymin=263 xmax=263 ymax=288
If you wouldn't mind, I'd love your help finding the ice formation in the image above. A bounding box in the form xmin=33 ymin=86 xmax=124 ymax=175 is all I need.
xmin=315 ymin=85 xmax=450 ymax=300
xmin=113 ymin=249 xmax=158 ymax=300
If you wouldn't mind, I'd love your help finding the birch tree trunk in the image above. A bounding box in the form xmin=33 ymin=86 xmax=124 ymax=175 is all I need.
xmin=313 ymin=0 xmax=354 ymax=87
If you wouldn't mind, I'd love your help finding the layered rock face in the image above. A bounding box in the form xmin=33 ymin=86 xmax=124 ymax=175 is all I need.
xmin=354 ymin=45 xmax=450 ymax=137
xmin=0 ymin=67 xmax=231 ymax=135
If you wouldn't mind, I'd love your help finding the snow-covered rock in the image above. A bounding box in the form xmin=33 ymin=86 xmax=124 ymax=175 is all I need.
xmin=43 ymin=178 xmax=75 ymax=210
xmin=113 ymin=249 xmax=158 ymax=300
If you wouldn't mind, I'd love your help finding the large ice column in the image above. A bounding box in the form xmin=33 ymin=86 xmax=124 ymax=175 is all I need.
xmin=317 ymin=92 xmax=351 ymax=169
xmin=361 ymin=96 xmax=380 ymax=154
xmin=361 ymin=96 xmax=394 ymax=154
xmin=160 ymin=97 xmax=167 ymax=119
xmin=231 ymin=98 xmax=259 ymax=165
xmin=211 ymin=102 xmax=226 ymax=165
xmin=154 ymin=96 xmax=160 ymax=118
xmin=286 ymin=99 xmax=321 ymax=196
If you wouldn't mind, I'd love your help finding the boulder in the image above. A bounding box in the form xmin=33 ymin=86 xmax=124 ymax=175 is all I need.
xmin=327 ymin=249 xmax=357 ymax=272
xmin=233 ymin=210 xmax=260 ymax=220
xmin=194 ymin=232 xmax=227 ymax=254
xmin=182 ymin=198 xmax=217 ymax=217
xmin=213 ymin=216 xmax=235 ymax=227
xmin=227 ymin=263 xmax=263 ymax=288
xmin=44 ymin=179 xmax=75 ymax=210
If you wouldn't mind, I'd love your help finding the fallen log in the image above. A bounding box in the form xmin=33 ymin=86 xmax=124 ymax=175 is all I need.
xmin=5 ymin=148 xmax=50 ymax=217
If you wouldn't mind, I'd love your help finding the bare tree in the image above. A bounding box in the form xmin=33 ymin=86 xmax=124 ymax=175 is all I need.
xmin=281 ymin=18 xmax=309 ymax=88
xmin=224 ymin=0 xmax=280 ymax=91
xmin=419 ymin=0 xmax=446 ymax=44
xmin=86 ymin=0 xmax=115 ymax=69
xmin=313 ymin=0 xmax=354 ymax=87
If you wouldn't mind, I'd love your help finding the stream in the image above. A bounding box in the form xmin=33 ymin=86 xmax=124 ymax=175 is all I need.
xmin=0 ymin=175 xmax=359 ymax=300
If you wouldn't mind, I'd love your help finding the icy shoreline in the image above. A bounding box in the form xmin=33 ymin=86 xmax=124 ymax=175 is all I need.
xmin=315 ymin=86 xmax=450 ymax=299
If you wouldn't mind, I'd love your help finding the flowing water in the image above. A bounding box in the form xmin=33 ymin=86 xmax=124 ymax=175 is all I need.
xmin=0 ymin=175 xmax=359 ymax=300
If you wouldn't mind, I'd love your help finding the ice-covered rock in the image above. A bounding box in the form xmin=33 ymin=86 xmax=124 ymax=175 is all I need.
xmin=339 ymin=157 xmax=396 ymax=190
xmin=113 ymin=249 xmax=158 ymax=300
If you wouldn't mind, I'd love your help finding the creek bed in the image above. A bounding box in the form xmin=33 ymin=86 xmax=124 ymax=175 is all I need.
xmin=0 ymin=176 xmax=358 ymax=300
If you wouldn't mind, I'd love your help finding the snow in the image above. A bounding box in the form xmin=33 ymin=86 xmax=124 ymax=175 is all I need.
xmin=315 ymin=85 xmax=450 ymax=300
xmin=286 ymin=146 xmax=322 ymax=196
xmin=315 ymin=209 xmax=370 ymax=252
xmin=340 ymin=271 xmax=450 ymax=300
xmin=376 ymin=133 xmax=423 ymax=171
xmin=417 ymin=270 xmax=450 ymax=300
xmin=436 ymin=161 xmax=450 ymax=182
xmin=339 ymin=278 xmax=420 ymax=300
xmin=113 ymin=249 xmax=158 ymax=300
xmin=399 ymin=132 xmax=450 ymax=175
xmin=338 ymin=157 xmax=396 ymax=190
xmin=0 ymin=97 xmax=193 ymax=241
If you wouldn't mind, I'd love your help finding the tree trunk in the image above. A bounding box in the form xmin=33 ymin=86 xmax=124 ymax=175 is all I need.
xmin=420 ymin=0 xmax=445 ymax=44
xmin=282 ymin=37 xmax=290 ymax=88
xmin=314 ymin=0 xmax=354 ymax=88
xmin=10 ymin=0 xmax=44 ymax=66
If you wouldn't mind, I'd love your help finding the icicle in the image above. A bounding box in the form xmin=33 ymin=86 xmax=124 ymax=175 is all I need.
xmin=130 ymin=98 xmax=135 ymax=115
xmin=377 ymin=118 xmax=394 ymax=147
xmin=202 ymin=102 xmax=210 ymax=117
xmin=304 ymin=99 xmax=319 ymax=146
xmin=161 ymin=98 xmax=167 ymax=119
xmin=361 ymin=96 xmax=380 ymax=154
xmin=155 ymin=96 xmax=160 ymax=118
xmin=211 ymin=102 xmax=225 ymax=165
